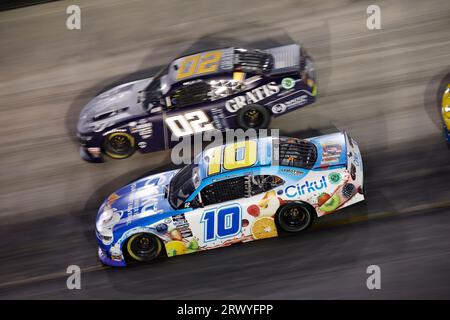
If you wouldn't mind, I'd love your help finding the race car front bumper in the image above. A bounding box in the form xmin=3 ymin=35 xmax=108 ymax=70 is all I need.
xmin=80 ymin=146 xmax=104 ymax=163
xmin=444 ymin=126 xmax=450 ymax=143
xmin=98 ymin=247 xmax=126 ymax=267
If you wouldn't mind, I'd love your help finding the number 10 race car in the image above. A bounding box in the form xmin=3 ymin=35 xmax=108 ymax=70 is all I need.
xmin=95 ymin=132 xmax=364 ymax=267
xmin=442 ymin=84 xmax=450 ymax=144
xmin=77 ymin=44 xmax=316 ymax=162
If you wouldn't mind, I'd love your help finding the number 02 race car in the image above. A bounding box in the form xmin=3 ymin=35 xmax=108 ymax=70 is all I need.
xmin=77 ymin=44 xmax=316 ymax=162
xmin=96 ymin=132 xmax=364 ymax=267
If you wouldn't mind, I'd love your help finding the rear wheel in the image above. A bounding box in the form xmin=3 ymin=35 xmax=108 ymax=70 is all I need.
xmin=126 ymin=233 xmax=162 ymax=262
xmin=236 ymin=104 xmax=271 ymax=129
xmin=103 ymin=132 xmax=135 ymax=159
xmin=276 ymin=203 xmax=314 ymax=233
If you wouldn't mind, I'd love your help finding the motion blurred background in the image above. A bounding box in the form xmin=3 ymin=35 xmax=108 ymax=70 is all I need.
xmin=0 ymin=0 xmax=449 ymax=299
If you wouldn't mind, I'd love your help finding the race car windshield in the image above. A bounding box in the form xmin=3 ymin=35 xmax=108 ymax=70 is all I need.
xmin=168 ymin=163 xmax=200 ymax=209
xmin=144 ymin=66 xmax=168 ymax=111
xmin=169 ymin=81 xmax=211 ymax=109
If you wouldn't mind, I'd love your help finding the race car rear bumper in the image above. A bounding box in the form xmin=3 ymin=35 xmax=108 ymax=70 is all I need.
xmin=98 ymin=247 xmax=126 ymax=267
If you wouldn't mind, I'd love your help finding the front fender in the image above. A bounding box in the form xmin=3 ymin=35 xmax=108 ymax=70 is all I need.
xmin=100 ymin=227 xmax=169 ymax=267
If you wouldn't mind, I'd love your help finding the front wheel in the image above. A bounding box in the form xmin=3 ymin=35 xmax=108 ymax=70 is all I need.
xmin=276 ymin=203 xmax=315 ymax=233
xmin=103 ymin=132 xmax=135 ymax=159
xmin=125 ymin=233 xmax=163 ymax=262
xmin=236 ymin=104 xmax=271 ymax=129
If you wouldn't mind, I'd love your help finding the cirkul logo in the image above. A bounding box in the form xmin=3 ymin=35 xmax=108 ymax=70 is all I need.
xmin=284 ymin=176 xmax=327 ymax=197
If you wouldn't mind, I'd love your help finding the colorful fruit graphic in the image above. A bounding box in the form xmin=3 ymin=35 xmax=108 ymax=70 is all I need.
xmin=317 ymin=192 xmax=331 ymax=206
xmin=350 ymin=164 xmax=356 ymax=180
xmin=357 ymin=186 xmax=364 ymax=194
xmin=165 ymin=240 xmax=186 ymax=257
xmin=156 ymin=223 xmax=168 ymax=233
xmin=169 ymin=228 xmax=183 ymax=241
xmin=319 ymin=194 xmax=340 ymax=213
xmin=187 ymin=238 xmax=199 ymax=251
xmin=259 ymin=190 xmax=276 ymax=207
xmin=242 ymin=219 xmax=249 ymax=227
xmin=247 ymin=204 xmax=260 ymax=217
xmin=342 ymin=183 xmax=356 ymax=198
xmin=258 ymin=190 xmax=281 ymax=217
xmin=251 ymin=217 xmax=278 ymax=240
xmin=278 ymin=197 xmax=286 ymax=206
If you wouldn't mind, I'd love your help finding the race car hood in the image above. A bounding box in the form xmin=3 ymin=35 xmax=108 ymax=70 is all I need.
xmin=308 ymin=132 xmax=348 ymax=169
xmin=96 ymin=169 xmax=179 ymax=236
xmin=77 ymin=77 xmax=153 ymax=134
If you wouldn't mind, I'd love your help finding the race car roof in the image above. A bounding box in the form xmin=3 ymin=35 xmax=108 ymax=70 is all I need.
xmin=195 ymin=134 xmax=318 ymax=180
xmin=196 ymin=136 xmax=274 ymax=180
xmin=166 ymin=47 xmax=275 ymax=87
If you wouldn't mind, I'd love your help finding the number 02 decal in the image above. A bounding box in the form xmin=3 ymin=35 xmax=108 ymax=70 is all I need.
xmin=165 ymin=110 xmax=215 ymax=137
xmin=176 ymin=51 xmax=223 ymax=80
xmin=201 ymin=205 xmax=242 ymax=242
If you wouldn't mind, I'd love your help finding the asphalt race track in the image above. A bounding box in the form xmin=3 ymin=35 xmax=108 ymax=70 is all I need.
xmin=1 ymin=0 xmax=450 ymax=299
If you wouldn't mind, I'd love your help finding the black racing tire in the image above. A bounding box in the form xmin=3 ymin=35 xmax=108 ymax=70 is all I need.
xmin=125 ymin=233 xmax=163 ymax=262
xmin=103 ymin=132 xmax=135 ymax=159
xmin=236 ymin=104 xmax=271 ymax=129
xmin=276 ymin=202 xmax=315 ymax=233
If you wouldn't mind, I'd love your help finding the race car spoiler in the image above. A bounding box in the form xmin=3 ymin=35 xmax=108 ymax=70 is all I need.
xmin=265 ymin=44 xmax=301 ymax=75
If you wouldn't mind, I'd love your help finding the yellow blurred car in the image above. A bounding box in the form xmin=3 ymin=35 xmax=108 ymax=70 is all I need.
xmin=442 ymin=84 xmax=450 ymax=143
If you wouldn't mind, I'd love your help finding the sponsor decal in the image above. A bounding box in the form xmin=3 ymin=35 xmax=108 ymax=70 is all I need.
xmin=124 ymin=181 xmax=163 ymax=224
xmin=280 ymin=168 xmax=303 ymax=176
xmin=283 ymin=95 xmax=308 ymax=109
xmin=172 ymin=213 xmax=193 ymax=238
xmin=284 ymin=176 xmax=328 ymax=197
xmin=210 ymin=108 xmax=228 ymax=131
xmin=130 ymin=121 xmax=153 ymax=139
xmin=102 ymin=128 xmax=127 ymax=136
xmin=138 ymin=141 xmax=147 ymax=149
xmin=225 ymin=82 xmax=280 ymax=112
xmin=328 ymin=172 xmax=342 ymax=184
xmin=281 ymin=77 xmax=296 ymax=90
xmin=271 ymin=103 xmax=287 ymax=114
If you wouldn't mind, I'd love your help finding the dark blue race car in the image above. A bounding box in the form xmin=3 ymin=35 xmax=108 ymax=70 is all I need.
xmin=77 ymin=44 xmax=317 ymax=162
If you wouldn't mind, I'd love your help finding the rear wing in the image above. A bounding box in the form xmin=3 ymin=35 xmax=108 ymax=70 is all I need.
xmin=265 ymin=44 xmax=301 ymax=75
xmin=308 ymin=132 xmax=347 ymax=169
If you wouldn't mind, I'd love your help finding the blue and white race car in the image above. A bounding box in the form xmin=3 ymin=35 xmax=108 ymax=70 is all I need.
xmin=96 ymin=132 xmax=364 ymax=267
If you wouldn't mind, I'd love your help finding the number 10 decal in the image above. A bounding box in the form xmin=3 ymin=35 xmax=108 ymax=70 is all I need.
xmin=201 ymin=205 xmax=242 ymax=242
